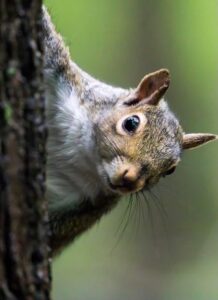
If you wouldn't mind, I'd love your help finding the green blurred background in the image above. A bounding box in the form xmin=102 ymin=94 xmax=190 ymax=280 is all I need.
xmin=45 ymin=1 xmax=218 ymax=299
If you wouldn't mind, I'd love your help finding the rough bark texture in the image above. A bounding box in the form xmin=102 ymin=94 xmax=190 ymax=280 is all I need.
xmin=0 ymin=1 xmax=50 ymax=299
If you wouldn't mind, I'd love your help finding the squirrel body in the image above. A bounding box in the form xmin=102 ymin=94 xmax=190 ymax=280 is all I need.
xmin=42 ymin=7 xmax=217 ymax=255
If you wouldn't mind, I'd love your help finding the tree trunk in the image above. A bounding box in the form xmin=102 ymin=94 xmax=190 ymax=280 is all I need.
xmin=0 ymin=1 xmax=50 ymax=299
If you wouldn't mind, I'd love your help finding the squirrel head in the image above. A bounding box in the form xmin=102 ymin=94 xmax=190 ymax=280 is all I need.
xmin=95 ymin=69 xmax=217 ymax=195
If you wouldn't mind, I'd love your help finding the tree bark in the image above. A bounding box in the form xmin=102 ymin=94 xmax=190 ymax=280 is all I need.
xmin=0 ymin=1 xmax=50 ymax=299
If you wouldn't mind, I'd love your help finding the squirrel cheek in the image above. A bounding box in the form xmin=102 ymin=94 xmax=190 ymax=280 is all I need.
xmin=146 ymin=175 xmax=160 ymax=187
xmin=134 ymin=176 xmax=146 ymax=192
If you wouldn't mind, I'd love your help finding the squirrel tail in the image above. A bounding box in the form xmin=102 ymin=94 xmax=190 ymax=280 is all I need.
xmin=41 ymin=6 xmax=72 ymax=80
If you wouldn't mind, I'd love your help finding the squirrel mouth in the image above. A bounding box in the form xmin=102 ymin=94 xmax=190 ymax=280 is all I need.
xmin=107 ymin=177 xmax=144 ymax=195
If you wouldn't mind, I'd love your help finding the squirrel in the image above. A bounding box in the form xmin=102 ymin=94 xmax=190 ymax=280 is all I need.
xmin=41 ymin=7 xmax=217 ymax=256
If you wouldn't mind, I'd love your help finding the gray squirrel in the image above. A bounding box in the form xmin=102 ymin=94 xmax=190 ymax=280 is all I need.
xmin=42 ymin=7 xmax=217 ymax=255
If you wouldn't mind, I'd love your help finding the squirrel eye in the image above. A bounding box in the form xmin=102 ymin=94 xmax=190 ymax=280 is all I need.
xmin=116 ymin=112 xmax=146 ymax=136
xmin=122 ymin=115 xmax=140 ymax=134
xmin=162 ymin=166 xmax=176 ymax=177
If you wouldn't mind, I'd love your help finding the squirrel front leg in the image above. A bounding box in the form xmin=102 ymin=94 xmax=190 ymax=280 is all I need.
xmin=49 ymin=196 xmax=118 ymax=256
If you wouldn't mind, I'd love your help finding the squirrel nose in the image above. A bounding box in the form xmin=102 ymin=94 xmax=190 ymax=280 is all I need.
xmin=121 ymin=168 xmax=139 ymax=186
xmin=109 ymin=165 xmax=146 ymax=192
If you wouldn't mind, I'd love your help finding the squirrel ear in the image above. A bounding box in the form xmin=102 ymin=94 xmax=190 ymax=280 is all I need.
xmin=182 ymin=133 xmax=217 ymax=150
xmin=132 ymin=69 xmax=170 ymax=106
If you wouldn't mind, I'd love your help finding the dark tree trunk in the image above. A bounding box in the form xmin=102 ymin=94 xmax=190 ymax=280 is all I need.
xmin=0 ymin=1 xmax=51 ymax=300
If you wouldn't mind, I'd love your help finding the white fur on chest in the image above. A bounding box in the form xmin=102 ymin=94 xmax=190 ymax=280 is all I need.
xmin=45 ymin=76 xmax=102 ymax=211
